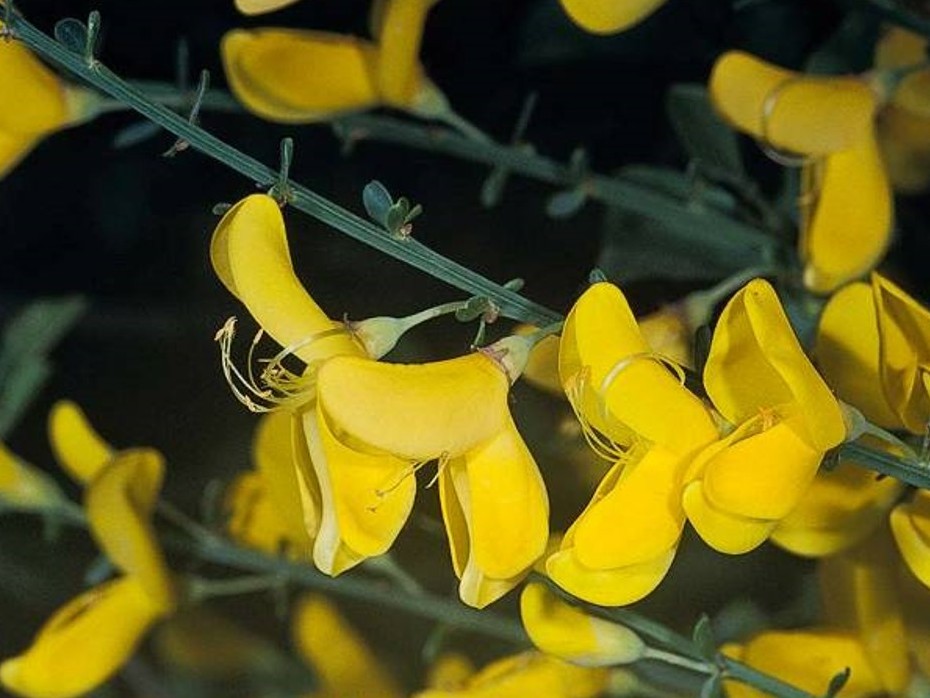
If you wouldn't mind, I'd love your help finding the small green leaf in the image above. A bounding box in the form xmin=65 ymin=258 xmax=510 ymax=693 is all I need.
xmin=588 ymin=268 xmax=608 ymax=285
xmin=480 ymin=167 xmax=509 ymax=208
xmin=545 ymin=188 xmax=587 ymax=219
xmin=666 ymin=84 xmax=744 ymax=179
xmin=111 ymin=120 xmax=162 ymax=149
xmin=212 ymin=202 xmax=232 ymax=216
xmin=362 ymin=180 xmax=394 ymax=226
xmin=385 ymin=204 xmax=407 ymax=237
xmin=824 ymin=668 xmax=851 ymax=698
xmin=455 ymin=296 xmax=493 ymax=322
xmin=54 ymin=18 xmax=88 ymax=54
xmin=405 ymin=203 xmax=423 ymax=223
xmin=700 ymin=673 xmax=723 ymax=698
xmin=503 ymin=278 xmax=525 ymax=292
xmin=568 ymin=147 xmax=589 ymax=180
xmin=692 ymin=614 xmax=717 ymax=660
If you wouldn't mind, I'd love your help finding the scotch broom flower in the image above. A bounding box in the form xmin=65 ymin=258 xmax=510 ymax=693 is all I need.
xmin=292 ymin=594 xmax=404 ymax=698
xmin=520 ymin=582 xmax=646 ymax=667
xmin=816 ymin=273 xmax=930 ymax=434
xmin=1 ymin=406 xmax=176 ymax=698
xmin=0 ymin=27 xmax=100 ymax=179
xmin=709 ymin=51 xmax=891 ymax=293
xmin=682 ymin=279 xmax=846 ymax=554
xmin=234 ymin=0 xmax=300 ymax=15
xmin=558 ymin=0 xmax=667 ymax=35
xmin=0 ymin=442 xmax=66 ymax=512
xmin=890 ymin=489 xmax=930 ymax=590
xmin=415 ymin=651 xmax=609 ymax=698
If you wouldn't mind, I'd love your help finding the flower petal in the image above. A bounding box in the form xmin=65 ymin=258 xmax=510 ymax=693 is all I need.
xmin=771 ymin=457 xmax=903 ymax=557
xmin=0 ymin=34 xmax=69 ymax=135
xmin=815 ymin=282 xmax=901 ymax=429
xmin=47 ymin=400 xmax=113 ymax=484
xmin=891 ymin=490 xmax=930 ymax=590
xmin=233 ymin=0 xmax=301 ymax=15
xmin=221 ymin=29 xmax=380 ymax=123
xmin=801 ymin=131 xmax=891 ymax=294
xmin=85 ymin=449 xmax=176 ymax=612
xmin=305 ymin=403 xmax=414 ymax=575
xmin=316 ymin=352 xmax=510 ymax=460
xmin=254 ymin=411 xmax=314 ymax=556
xmin=876 ymin=105 xmax=930 ymax=194
xmin=211 ymin=194 xmax=363 ymax=365
xmin=0 ymin=577 xmax=163 ymax=698
xmin=573 ymin=445 xmax=686 ymax=569
xmin=0 ymin=442 xmax=65 ymax=510
xmin=223 ymin=471 xmax=297 ymax=555
xmin=546 ymin=546 xmax=676 ymax=607
xmin=375 ymin=0 xmax=433 ymax=106
xmin=704 ymin=279 xmax=845 ymax=451
xmin=709 ymin=51 xmax=875 ymax=156
xmin=558 ymin=0 xmax=666 ymax=34
xmin=520 ymin=582 xmax=645 ymax=667
xmin=292 ymin=595 xmax=404 ymax=698
xmin=682 ymin=481 xmax=777 ymax=554
xmin=0 ymin=130 xmax=39 ymax=180
xmin=874 ymin=26 xmax=930 ymax=118
xmin=873 ymin=273 xmax=930 ymax=433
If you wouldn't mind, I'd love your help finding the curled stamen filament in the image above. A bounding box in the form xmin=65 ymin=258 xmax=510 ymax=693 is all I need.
xmin=565 ymin=369 xmax=626 ymax=463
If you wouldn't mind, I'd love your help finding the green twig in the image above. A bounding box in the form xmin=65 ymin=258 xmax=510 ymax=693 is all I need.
xmin=9 ymin=13 xmax=560 ymax=328
xmin=839 ymin=441 xmax=930 ymax=489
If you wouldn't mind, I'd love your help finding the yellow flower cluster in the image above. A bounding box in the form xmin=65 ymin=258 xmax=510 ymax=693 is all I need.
xmin=222 ymin=0 xmax=451 ymax=124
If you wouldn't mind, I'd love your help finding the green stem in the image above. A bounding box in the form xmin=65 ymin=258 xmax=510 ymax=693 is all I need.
xmin=642 ymin=648 xmax=715 ymax=676
xmin=839 ymin=441 xmax=930 ymax=489
xmin=722 ymin=657 xmax=820 ymax=698
xmin=9 ymin=13 xmax=560 ymax=328
xmin=186 ymin=573 xmax=283 ymax=602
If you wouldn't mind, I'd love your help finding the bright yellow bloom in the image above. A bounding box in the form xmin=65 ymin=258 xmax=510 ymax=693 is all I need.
xmin=725 ymin=530 xmax=910 ymax=698
xmin=1 ymin=405 xmax=176 ymax=698
xmin=683 ymin=279 xmax=846 ymax=554
xmin=519 ymin=582 xmax=645 ymax=666
xmin=234 ymin=0 xmax=300 ymax=15
xmin=213 ymin=194 xmax=548 ymax=605
xmin=415 ymin=651 xmax=608 ymax=698
xmin=816 ymin=273 xmax=930 ymax=434
xmin=558 ymin=0 xmax=666 ymax=34
xmin=292 ymin=594 xmax=404 ymax=698
xmin=0 ymin=28 xmax=99 ymax=179
xmin=426 ymin=654 xmax=476 ymax=691
xmin=0 ymin=442 xmax=65 ymax=511
xmin=890 ymin=489 xmax=930 ymax=589
xmin=709 ymin=51 xmax=889 ymax=293
xmin=771 ymin=450 xmax=904 ymax=557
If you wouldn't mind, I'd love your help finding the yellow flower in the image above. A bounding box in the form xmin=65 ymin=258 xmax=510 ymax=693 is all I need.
xmin=816 ymin=273 xmax=930 ymax=434
xmin=771 ymin=448 xmax=904 ymax=557
xmin=0 ymin=441 xmax=65 ymax=511
xmin=222 ymin=0 xmax=448 ymax=123
xmin=890 ymin=489 xmax=930 ymax=589
xmin=0 ymin=28 xmax=99 ymax=179
xmin=548 ymin=282 xmax=717 ymax=605
xmin=724 ymin=530 xmax=910 ymax=698
xmin=519 ymin=582 xmax=645 ymax=667
xmin=709 ymin=51 xmax=890 ymax=294
xmin=234 ymin=0 xmax=300 ymax=15
xmin=223 ymin=412 xmax=317 ymax=557
xmin=558 ymin=0 xmax=667 ymax=35
xmin=1 ymin=404 xmax=176 ymax=698
xmin=415 ymin=651 xmax=608 ymax=698
xmin=683 ymin=279 xmax=846 ymax=554
xmin=292 ymin=594 xmax=404 ymax=698
xmin=213 ymin=194 xmax=548 ymax=606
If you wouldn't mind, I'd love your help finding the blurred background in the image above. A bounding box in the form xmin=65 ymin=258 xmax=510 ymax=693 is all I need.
xmin=1 ymin=0 xmax=927 ymax=693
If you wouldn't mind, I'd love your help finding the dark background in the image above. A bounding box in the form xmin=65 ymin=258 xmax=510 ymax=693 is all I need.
xmin=0 ymin=0 xmax=926 ymax=693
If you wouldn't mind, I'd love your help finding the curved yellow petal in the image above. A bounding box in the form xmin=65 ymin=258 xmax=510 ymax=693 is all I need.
xmin=818 ymin=531 xmax=909 ymax=693
xmin=520 ymin=583 xmax=645 ymax=667
xmin=709 ymin=51 xmax=875 ymax=156
xmin=316 ymin=352 xmax=510 ymax=460
xmin=560 ymin=282 xmax=716 ymax=455
xmin=517 ymin=327 xmax=563 ymax=395
xmin=801 ymin=132 xmax=891 ymax=294
xmin=682 ymin=481 xmax=777 ymax=554
xmin=416 ymin=652 xmax=608 ymax=698
xmin=876 ymin=105 xmax=930 ymax=194
xmin=723 ymin=630 xmax=882 ymax=698
xmin=0 ymin=130 xmax=39 ymax=180
xmin=546 ymin=545 xmax=676 ymax=607
xmin=697 ymin=415 xmax=823 ymax=520
xmin=439 ymin=421 xmax=548 ymax=607
xmin=874 ymin=26 xmax=930 ymax=118
xmin=0 ymin=577 xmax=163 ymax=698
xmin=638 ymin=306 xmax=693 ymax=368
xmin=873 ymin=273 xmax=930 ymax=433
xmin=253 ymin=412 xmax=314 ymax=556
xmin=211 ymin=194 xmax=363 ymax=365
xmin=573 ymin=445 xmax=686 ymax=569
xmin=375 ymin=0 xmax=433 ymax=107
xmin=85 ymin=449 xmax=176 ymax=613
xmin=47 ymin=400 xmax=113 ymax=485
xmin=704 ymin=279 xmax=845 ymax=451
xmin=425 ymin=653 xmax=475 ymax=691
xmin=234 ymin=0 xmax=301 ymax=15
xmin=0 ymin=442 xmax=64 ymax=510
xmin=772 ymin=459 xmax=903 ymax=557
xmin=815 ymin=282 xmax=901 ymax=429
xmin=223 ymin=471 xmax=297 ymax=555
xmin=292 ymin=595 xmax=403 ymax=698
xmin=305 ymin=403 xmax=414 ymax=575
xmin=0 ymin=34 xmax=69 ymax=136
xmin=558 ymin=0 xmax=665 ymax=34
xmin=891 ymin=490 xmax=930 ymax=590
xmin=221 ymin=29 xmax=380 ymax=123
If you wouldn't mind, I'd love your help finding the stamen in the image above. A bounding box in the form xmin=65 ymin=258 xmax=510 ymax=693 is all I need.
xmin=564 ymin=369 xmax=626 ymax=462
xmin=424 ymin=452 xmax=450 ymax=490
